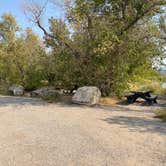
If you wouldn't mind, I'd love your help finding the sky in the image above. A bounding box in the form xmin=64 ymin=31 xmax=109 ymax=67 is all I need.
xmin=0 ymin=0 xmax=65 ymax=37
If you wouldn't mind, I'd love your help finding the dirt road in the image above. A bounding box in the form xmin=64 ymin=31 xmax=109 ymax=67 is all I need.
xmin=0 ymin=95 xmax=165 ymax=166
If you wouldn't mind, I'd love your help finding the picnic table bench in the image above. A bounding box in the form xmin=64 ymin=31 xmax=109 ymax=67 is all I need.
xmin=125 ymin=90 xmax=158 ymax=104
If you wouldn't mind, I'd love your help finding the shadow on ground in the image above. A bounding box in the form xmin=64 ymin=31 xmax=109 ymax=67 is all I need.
xmin=102 ymin=116 xmax=166 ymax=135
xmin=1 ymin=95 xmax=165 ymax=135
xmin=0 ymin=95 xmax=45 ymax=107
xmin=116 ymin=99 xmax=166 ymax=107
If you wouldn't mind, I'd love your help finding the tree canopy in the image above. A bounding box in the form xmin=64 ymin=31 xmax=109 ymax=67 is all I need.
xmin=0 ymin=0 xmax=166 ymax=96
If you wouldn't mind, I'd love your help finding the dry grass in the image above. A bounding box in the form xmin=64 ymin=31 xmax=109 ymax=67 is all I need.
xmin=44 ymin=96 xmax=122 ymax=105
xmin=128 ymin=79 xmax=165 ymax=94
xmin=42 ymin=95 xmax=72 ymax=104
xmin=154 ymin=109 xmax=166 ymax=122
xmin=99 ymin=97 xmax=121 ymax=105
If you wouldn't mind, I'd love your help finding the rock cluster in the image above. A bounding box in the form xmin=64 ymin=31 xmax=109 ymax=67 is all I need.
xmin=31 ymin=87 xmax=63 ymax=98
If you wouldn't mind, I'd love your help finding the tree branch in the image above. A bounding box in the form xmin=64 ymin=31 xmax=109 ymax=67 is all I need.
xmin=120 ymin=2 xmax=165 ymax=35
xmin=36 ymin=20 xmax=80 ymax=58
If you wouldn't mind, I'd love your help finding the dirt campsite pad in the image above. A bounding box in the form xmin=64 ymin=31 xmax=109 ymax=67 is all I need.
xmin=0 ymin=95 xmax=165 ymax=166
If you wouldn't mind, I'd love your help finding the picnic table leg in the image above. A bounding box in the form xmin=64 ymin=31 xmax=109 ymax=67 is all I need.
xmin=127 ymin=96 xmax=137 ymax=103
xmin=127 ymin=96 xmax=133 ymax=103
xmin=147 ymin=99 xmax=157 ymax=105
xmin=154 ymin=98 xmax=157 ymax=104
xmin=147 ymin=100 xmax=153 ymax=105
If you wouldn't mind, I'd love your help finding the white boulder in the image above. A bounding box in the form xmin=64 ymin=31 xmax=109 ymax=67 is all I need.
xmin=9 ymin=84 xmax=24 ymax=96
xmin=72 ymin=86 xmax=101 ymax=105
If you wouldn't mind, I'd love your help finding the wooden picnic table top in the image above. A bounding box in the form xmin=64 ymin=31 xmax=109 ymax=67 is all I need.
xmin=130 ymin=90 xmax=153 ymax=94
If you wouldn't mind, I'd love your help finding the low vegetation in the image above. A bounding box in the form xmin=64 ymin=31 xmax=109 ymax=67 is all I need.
xmin=155 ymin=109 xmax=166 ymax=121
xmin=128 ymin=78 xmax=166 ymax=94
xmin=42 ymin=95 xmax=72 ymax=104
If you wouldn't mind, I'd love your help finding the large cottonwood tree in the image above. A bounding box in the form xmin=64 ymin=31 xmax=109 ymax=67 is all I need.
xmin=22 ymin=0 xmax=166 ymax=95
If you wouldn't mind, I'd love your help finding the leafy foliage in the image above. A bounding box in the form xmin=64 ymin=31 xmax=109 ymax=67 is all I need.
xmin=43 ymin=0 xmax=165 ymax=96
xmin=0 ymin=14 xmax=45 ymax=90
xmin=0 ymin=0 xmax=166 ymax=96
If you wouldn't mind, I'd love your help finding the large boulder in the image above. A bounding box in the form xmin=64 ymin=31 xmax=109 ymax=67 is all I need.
xmin=72 ymin=86 xmax=101 ymax=105
xmin=31 ymin=87 xmax=63 ymax=98
xmin=9 ymin=84 xmax=24 ymax=96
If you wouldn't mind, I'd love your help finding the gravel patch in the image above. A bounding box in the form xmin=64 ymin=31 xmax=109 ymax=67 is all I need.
xmin=0 ymin=95 xmax=165 ymax=166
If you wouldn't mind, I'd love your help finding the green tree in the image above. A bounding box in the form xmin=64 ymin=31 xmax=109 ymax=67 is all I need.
xmin=0 ymin=14 xmax=45 ymax=90
xmin=65 ymin=0 xmax=166 ymax=96
xmin=24 ymin=0 xmax=166 ymax=96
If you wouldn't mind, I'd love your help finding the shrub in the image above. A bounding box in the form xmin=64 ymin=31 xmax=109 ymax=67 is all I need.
xmin=128 ymin=79 xmax=165 ymax=94
xmin=0 ymin=81 xmax=10 ymax=95
xmin=154 ymin=109 xmax=166 ymax=121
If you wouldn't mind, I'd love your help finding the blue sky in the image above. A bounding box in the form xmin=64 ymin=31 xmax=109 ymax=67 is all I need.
xmin=0 ymin=0 xmax=64 ymax=37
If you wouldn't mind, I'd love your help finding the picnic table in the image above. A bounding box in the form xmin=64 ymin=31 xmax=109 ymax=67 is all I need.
xmin=125 ymin=90 xmax=158 ymax=104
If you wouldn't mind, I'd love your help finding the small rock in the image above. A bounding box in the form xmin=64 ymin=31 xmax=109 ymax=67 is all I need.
xmin=31 ymin=87 xmax=61 ymax=98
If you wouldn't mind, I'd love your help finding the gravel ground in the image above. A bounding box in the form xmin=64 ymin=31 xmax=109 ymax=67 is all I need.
xmin=0 ymin=95 xmax=165 ymax=166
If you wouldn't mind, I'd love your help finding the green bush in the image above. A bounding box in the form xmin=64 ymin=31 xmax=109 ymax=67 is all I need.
xmin=140 ymin=84 xmax=164 ymax=94
xmin=154 ymin=109 xmax=166 ymax=121
xmin=128 ymin=78 xmax=165 ymax=94
xmin=0 ymin=81 xmax=10 ymax=95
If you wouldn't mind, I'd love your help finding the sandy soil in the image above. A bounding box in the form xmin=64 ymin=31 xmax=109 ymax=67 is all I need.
xmin=0 ymin=95 xmax=165 ymax=166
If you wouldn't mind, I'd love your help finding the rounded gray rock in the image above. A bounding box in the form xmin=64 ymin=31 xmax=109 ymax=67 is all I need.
xmin=72 ymin=86 xmax=101 ymax=105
